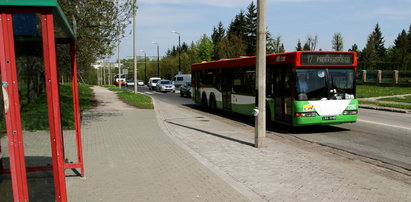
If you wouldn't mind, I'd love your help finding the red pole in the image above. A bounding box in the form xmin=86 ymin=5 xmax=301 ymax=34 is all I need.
xmin=70 ymin=42 xmax=85 ymax=177
xmin=0 ymin=13 xmax=29 ymax=201
xmin=41 ymin=11 xmax=67 ymax=202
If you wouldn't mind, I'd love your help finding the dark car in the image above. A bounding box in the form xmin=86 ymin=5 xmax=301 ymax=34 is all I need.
xmin=180 ymin=82 xmax=191 ymax=97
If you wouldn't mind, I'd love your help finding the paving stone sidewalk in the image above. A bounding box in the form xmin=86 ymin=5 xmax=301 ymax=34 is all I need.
xmin=65 ymin=86 xmax=250 ymax=201
xmin=155 ymin=98 xmax=411 ymax=201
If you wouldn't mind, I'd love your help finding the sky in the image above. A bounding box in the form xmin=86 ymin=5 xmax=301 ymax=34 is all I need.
xmin=112 ymin=0 xmax=411 ymax=60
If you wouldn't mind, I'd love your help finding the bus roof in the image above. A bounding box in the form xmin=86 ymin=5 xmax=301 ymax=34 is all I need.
xmin=192 ymin=51 xmax=357 ymax=71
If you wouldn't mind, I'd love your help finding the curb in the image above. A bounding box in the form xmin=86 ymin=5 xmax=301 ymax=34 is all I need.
xmin=359 ymin=104 xmax=411 ymax=114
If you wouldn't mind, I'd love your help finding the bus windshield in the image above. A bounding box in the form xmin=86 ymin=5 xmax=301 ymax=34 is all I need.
xmin=295 ymin=69 xmax=355 ymax=101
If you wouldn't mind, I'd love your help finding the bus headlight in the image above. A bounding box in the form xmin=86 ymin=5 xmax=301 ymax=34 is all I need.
xmin=343 ymin=110 xmax=358 ymax=115
xmin=295 ymin=112 xmax=317 ymax=117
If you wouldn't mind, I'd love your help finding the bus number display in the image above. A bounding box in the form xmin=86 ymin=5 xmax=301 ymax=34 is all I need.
xmin=300 ymin=53 xmax=353 ymax=65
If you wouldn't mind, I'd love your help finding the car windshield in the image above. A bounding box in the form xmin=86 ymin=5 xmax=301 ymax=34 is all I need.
xmin=160 ymin=80 xmax=171 ymax=84
xmin=152 ymin=79 xmax=160 ymax=83
xmin=295 ymin=69 xmax=355 ymax=101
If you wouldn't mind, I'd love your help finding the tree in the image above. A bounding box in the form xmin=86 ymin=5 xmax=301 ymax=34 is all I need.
xmin=302 ymin=35 xmax=318 ymax=51
xmin=58 ymin=0 xmax=135 ymax=83
xmin=196 ymin=34 xmax=214 ymax=62
xmin=211 ymin=21 xmax=226 ymax=60
xmin=331 ymin=32 xmax=344 ymax=51
xmin=296 ymin=40 xmax=302 ymax=51
xmin=267 ymin=36 xmax=285 ymax=53
xmin=244 ymin=1 xmax=257 ymax=56
xmin=392 ymin=30 xmax=410 ymax=68
xmin=217 ymin=35 xmax=247 ymax=59
xmin=362 ymin=33 xmax=378 ymax=64
xmin=372 ymin=23 xmax=386 ymax=59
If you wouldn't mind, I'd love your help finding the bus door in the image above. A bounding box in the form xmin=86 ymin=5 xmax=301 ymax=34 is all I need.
xmin=221 ymin=69 xmax=233 ymax=111
xmin=274 ymin=65 xmax=292 ymax=123
xmin=193 ymin=71 xmax=201 ymax=103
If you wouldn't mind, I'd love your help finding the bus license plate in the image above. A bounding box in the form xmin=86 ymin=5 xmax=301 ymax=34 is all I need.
xmin=322 ymin=116 xmax=336 ymax=120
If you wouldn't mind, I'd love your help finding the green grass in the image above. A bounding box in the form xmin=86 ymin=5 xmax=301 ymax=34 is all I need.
xmin=107 ymin=87 xmax=154 ymax=109
xmin=359 ymin=100 xmax=411 ymax=110
xmin=379 ymin=95 xmax=411 ymax=103
xmin=1 ymin=84 xmax=95 ymax=131
xmin=356 ymin=85 xmax=411 ymax=98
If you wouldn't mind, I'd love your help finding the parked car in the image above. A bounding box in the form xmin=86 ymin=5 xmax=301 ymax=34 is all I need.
xmin=137 ymin=80 xmax=144 ymax=86
xmin=180 ymin=81 xmax=191 ymax=97
xmin=155 ymin=80 xmax=175 ymax=92
xmin=148 ymin=77 xmax=161 ymax=90
xmin=126 ymin=80 xmax=134 ymax=87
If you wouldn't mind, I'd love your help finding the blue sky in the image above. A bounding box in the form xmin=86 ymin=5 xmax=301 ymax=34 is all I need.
xmin=113 ymin=0 xmax=411 ymax=60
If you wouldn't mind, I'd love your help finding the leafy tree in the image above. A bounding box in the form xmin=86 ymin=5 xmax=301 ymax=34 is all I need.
xmin=58 ymin=0 xmax=135 ymax=83
xmin=267 ymin=36 xmax=285 ymax=53
xmin=331 ymin=32 xmax=344 ymax=51
xmin=196 ymin=34 xmax=214 ymax=62
xmin=303 ymin=42 xmax=311 ymax=51
xmin=218 ymin=35 xmax=247 ymax=58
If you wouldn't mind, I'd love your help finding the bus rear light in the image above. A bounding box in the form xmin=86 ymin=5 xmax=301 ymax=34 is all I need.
xmin=343 ymin=110 xmax=358 ymax=115
xmin=295 ymin=112 xmax=317 ymax=117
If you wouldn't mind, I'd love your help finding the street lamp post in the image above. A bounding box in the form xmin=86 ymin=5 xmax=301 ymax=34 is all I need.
xmin=152 ymin=42 xmax=160 ymax=78
xmin=140 ymin=50 xmax=147 ymax=83
xmin=172 ymin=30 xmax=181 ymax=73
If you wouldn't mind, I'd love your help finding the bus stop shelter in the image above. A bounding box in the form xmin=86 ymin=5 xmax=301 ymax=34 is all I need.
xmin=0 ymin=1 xmax=84 ymax=201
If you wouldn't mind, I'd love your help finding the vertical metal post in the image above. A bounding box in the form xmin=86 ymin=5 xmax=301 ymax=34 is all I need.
xmin=255 ymin=0 xmax=266 ymax=148
xmin=41 ymin=11 xmax=68 ymax=202
xmin=133 ymin=2 xmax=138 ymax=93
xmin=0 ymin=12 xmax=29 ymax=201
xmin=70 ymin=42 xmax=84 ymax=177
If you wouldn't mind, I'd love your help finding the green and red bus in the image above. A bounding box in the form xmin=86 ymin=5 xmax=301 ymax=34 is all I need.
xmin=191 ymin=51 xmax=358 ymax=126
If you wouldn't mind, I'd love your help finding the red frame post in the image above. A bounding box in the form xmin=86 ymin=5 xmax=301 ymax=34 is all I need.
xmin=67 ymin=41 xmax=84 ymax=176
xmin=41 ymin=10 xmax=68 ymax=202
xmin=0 ymin=13 xmax=29 ymax=201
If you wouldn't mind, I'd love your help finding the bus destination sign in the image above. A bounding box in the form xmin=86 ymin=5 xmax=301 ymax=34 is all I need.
xmin=300 ymin=53 xmax=354 ymax=65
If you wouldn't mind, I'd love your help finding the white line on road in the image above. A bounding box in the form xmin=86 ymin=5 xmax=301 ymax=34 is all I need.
xmin=358 ymin=119 xmax=411 ymax=130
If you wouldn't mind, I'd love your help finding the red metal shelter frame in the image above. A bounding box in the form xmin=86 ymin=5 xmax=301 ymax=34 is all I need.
xmin=0 ymin=7 xmax=84 ymax=202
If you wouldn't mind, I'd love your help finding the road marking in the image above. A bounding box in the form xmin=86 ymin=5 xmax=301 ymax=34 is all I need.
xmin=358 ymin=119 xmax=411 ymax=130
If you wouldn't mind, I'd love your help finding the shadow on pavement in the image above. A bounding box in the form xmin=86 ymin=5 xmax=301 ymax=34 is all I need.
xmin=182 ymin=103 xmax=349 ymax=135
xmin=0 ymin=156 xmax=55 ymax=202
xmin=166 ymin=121 xmax=255 ymax=147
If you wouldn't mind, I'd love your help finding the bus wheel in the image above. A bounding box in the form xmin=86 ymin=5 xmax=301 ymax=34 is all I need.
xmin=202 ymin=94 xmax=208 ymax=109
xmin=209 ymin=95 xmax=217 ymax=112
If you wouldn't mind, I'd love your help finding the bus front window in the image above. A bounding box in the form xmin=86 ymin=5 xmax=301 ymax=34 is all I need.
xmin=296 ymin=69 xmax=327 ymax=100
xmin=295 ymin=69 xmax=355 ymax=101
xmin=328 ymin=69 xmax=355 ymax=100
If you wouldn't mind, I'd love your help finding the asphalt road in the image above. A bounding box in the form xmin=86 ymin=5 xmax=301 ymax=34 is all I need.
xmin=132 ymin=85 xmax=411 ymax=174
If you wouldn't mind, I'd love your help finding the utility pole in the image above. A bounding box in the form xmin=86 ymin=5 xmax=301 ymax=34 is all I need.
xmin=172 ymin=30 xmax=181 ymax=73
xmin=255 ymin=0 xmax=266 ymax=148
xmin=117 ymin=26 xmax=121 ymax=89
xmin=133 ymin=1 xmax=138 ymax=93
xmin=152 ymin=42 xmax=160 ymax=78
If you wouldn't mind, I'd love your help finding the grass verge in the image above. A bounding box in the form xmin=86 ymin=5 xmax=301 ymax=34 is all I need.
xmin=378 ymin=96 xmax=411 ymax=103
xmin=357 ymin=85 xmax=411 ymax=98
xmin=107 ymin=87 xmax=154 ymax=109
xmin=359 ymin=100 xmax=411 ymax=110
xmin=0 ymin=83 xmax=95 ymax=132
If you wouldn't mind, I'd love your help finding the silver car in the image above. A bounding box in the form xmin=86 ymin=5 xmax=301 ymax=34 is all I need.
xmin=155 ymin=80 xmax=175 ymax=92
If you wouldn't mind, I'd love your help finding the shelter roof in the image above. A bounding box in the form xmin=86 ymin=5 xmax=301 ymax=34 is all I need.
xmin=0 ymin=0 xmax=76 ymax=42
